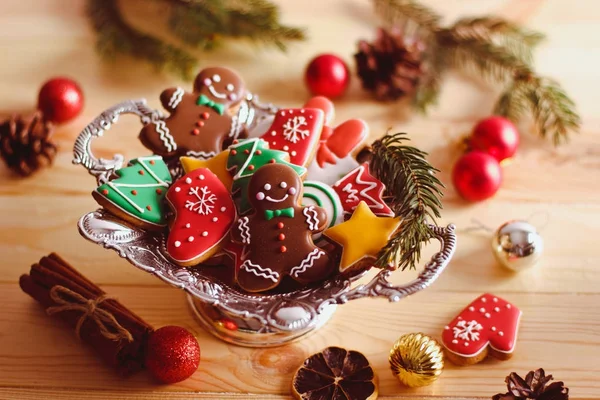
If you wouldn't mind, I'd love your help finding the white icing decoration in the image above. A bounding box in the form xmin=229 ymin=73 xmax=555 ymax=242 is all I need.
xmin=212 ymin=217 xmax=218 ymax=222
xmin=282 ymin=116 xmax=310 ymax=143
xmin=498 ymin=331 xmax=504 ymax=336
xmin=506 ymin=304 xmax=512 ymax=309
xmin=185 ymin=150 xmax=217 ymax=159
xmin=288 ymin=187 xmax=297 ymax=195
xmin=238 ymin=217 xmax=250 ymax=245
xmin=479 ymin=308 xmax=486 ymax=313
xmin=289 ymin=248 xmax=325 ymax=278
xmin=213 ymin=74 xmax=221 ymax=82
xmin=229 ymin=139 xmax=260 ymax=180
xmin=291 ymin=151 xmax=297 ymax=156
xmin=482 ymin=297 xmax=487 ymax=302
xmin=494 ymin=307 xmax=500 ymax=312
xmin=168 ymin=87 xmax=184 ymax=109
xmin=187 ymin=236 xmax=194 ymax=242
xmin=185 ymin=177 xmax=192 ymax=184
xmin=256 ymin=192 xmax=265 ymax=200
xmin=303 ymin=206 xmax=319 ymax=231
xmin=452 ymin=319 xmax=483 ymax=342
xmin=151 ymin=114 xmax=177 ymax=152
xmin=464 ymin=342 xmax=469 ymax=347
xmin=185 ymin=223 xmax=191 ymax=228
xmin=185 ymin=186 xmax=216 ymax=215
xmin=226 ymin=83 xmax=234 ymax=91
xmin=221 ymin=207 xmax=226 ymax=212
xmin=335 ymin=164 xmax=388 ymax=212
xmin=241 ymin=260 xmax=280 ymax=283
xmin=202 ymin=231 xmax=208 ymax=237
xmin=264 ymin=183 xmax=271 ymax=190
xmin=280 ymin=182 xmax=287 ymax=188
xmin=444 ymin=326 xmax=450 ymax=330
xmin=485 ymin=313 xmax=491 ymax=318
xmin=301 ymin=181 xmax=344 ymax=234
xmin=265 ymin=194 xmax=288 ymax=203
xmin=468 ymin=306 xmax=475 ymax=311
xmin=493 ymin=297 xmax=498 ymax=302
xmin=491 ymin=326 xmax=497 ymax=331
xmin=198 ymin=174 xmax=205 ymax=180
xmin=452 ymin=340 xmax=458 ymax=344
xmin=175 ymin=187 xmax=181 ymax=192
xmin=342 ymin=183 xmax=359 ymax=203
xmin=174 ymin=241 xmax=181 ymax=247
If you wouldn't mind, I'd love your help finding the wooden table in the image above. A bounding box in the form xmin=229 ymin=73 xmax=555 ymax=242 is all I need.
xmin=1 ymin=0 xmax=599 ymax=398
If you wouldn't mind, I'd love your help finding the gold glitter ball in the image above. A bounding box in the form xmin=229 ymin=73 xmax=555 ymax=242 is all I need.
xmin=389 ymin=332 xmax=444 ymax=387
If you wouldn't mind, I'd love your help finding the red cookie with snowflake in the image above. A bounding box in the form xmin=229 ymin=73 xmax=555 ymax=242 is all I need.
xmin=442 ymin=293 xmax=522 ymax=366
xmin=332 ymin=163 xmax=394 ymax=217
xmin=166 ymin=168 xmax=236 ymax=266
xmin=259 ymin=108 xmax=324 ymax=167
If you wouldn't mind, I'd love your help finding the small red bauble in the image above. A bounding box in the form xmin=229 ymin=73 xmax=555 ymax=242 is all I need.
xmin=37 ymin=77 xmax=84 ymax=124
xmin=452 ymin=151 xmax=503 ymax=202
xmin=470 ymin=116 xmax=520 ymax=162
xmin=305 ymin=54 xmax=350 ymax=98
xmin=145 ymin=326 xmax=200 ymax=384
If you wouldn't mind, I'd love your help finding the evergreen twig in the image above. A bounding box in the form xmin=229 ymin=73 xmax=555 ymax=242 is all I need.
xmin=369 ymin=133 xmax=444 ymax=270
xmin=371 ymin=0 xmax=580 ymax=143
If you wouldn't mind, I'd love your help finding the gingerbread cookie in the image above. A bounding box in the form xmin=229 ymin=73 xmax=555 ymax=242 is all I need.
xmin=332 ymin=162 xmax=394 ymax=217
xmin=259 ymin=107 xmax=324 ymax=166
xmin=165 ymin=168 xmax=236 ymax=266
xmin=230 ymin=163 xmax=334 ymax=292
xmin=139 ymin=67 xmax=245 ymax=159
xmin=227 ymin=138 xmax=307 ymax=215
xmin=442 ymin=294 xmax=522 ymax=366
xmin=92 ymin=156 xmax=171 ymax=230
xmin=323 ymin=201 xmax=400 ymax=274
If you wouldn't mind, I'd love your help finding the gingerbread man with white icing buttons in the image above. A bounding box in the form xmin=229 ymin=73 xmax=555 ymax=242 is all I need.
xmin=139 ymin=67 xmax=246 ymax=160
xmin=231 ymin=163 xmax=334 ymax=292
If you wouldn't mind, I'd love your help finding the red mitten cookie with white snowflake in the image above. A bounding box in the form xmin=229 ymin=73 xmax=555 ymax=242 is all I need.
xmin=332 ymin=162 xmax=394 ymax=217
xmin=442 ymin=293 xmax=522 ymax=366
xmin=165 ymin=168 xmax=236 ymax=266
xmin=259 ymin=108 xmax=324 ymax=167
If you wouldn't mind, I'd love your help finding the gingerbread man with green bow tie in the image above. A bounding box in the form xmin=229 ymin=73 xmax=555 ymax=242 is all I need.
xmin=231 ymin=163 xmax=334 ymax=293
xmin=139 ymin=67 xmax=246 ymax=160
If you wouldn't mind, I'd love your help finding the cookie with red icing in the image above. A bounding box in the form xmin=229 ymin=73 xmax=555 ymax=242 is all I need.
xmin=139 ymin=67 xmax=245 ymax=159
xmin=332 ymin=162 xmax=394 ymax=217
xmin=230 ymin=163 xmax=334 ymax=292
xmin=165 ymin=168 xmax=236 ymax=266
xmin=442 ymin=293 xmax=522 ymax=365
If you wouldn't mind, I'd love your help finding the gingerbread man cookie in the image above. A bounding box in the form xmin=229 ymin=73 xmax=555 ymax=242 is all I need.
xmin=231 ymin=163 xmax=334 ymax=292
xmin=139 ymin=67 xmax=245 ymax=159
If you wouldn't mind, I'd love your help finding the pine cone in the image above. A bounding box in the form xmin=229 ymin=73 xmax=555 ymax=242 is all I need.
xmin=354 ymin=27 xmax=425 ymax=101
xmin=0 ymin=111 xmax=57 ymax=176
xmin=492 ymin=368 xmax=569 ymax=400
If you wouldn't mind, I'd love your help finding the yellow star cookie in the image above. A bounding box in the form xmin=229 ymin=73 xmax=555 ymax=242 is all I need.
xmin=323 ymin=201 xmax=401 ymax=272
xmin=180 ymin=150 xmax=232 ymax=190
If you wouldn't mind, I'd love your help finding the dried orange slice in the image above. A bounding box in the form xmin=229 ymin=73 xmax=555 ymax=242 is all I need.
xmin=292 ymin=346 xmax=378 ymax=400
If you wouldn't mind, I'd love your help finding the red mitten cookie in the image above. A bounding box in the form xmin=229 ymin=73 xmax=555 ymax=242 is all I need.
xmin=332 ymin=162 xmax=394 ymax=217
xmin=165 ymin=168 xmax=236 ymax=266
xmin=442 ymin=293 xmax=522 ymax=365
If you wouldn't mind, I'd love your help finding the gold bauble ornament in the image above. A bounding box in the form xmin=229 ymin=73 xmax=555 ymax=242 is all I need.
xmin=389 ymin=332 xmax=444 ymax=387
xmin=492 ymin=220 xmax=543 ymax=271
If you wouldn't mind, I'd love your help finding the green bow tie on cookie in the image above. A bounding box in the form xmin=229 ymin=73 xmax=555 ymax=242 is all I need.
xmin=264 ymin=207 xmax=295 ymax=220
xmin=197 ymin=94 xmax=225 ymax=115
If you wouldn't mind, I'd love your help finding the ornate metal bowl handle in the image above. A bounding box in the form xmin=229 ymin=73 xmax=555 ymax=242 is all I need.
xmin=330 ymin=224 xmax=456 ymax=305
xmin=72 ymin=100 xmax=159 ymax=185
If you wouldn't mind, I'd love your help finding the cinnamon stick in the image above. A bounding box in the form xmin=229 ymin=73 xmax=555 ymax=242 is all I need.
xmin=19 ymin=253 xmax=153 ymax=376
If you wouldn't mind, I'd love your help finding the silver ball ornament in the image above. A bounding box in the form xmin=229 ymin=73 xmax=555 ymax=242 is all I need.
xmin=492 ymin=220 xmax=543 ymax=271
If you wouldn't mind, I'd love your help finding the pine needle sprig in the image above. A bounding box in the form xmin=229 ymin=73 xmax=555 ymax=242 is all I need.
xmin=87 ymin=0 xmax=197 ymax=79
xmin=369 ymin=132 xmax=444 ymax=270
xmin=371 ymin=0 xmax=580 ymax=143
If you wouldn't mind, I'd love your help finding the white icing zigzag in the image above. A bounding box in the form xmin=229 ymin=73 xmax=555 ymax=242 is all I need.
xmin=238 ymin=216 xmax=250 ymax=244
xmin=290 ymin=248 xmax=324 ymax=278
xmin=151 ymin=114 xmax=177 ymax=152
xmin=241 ymin=260 xmax=280 ymax=283
xmin=168 ymin=87 xmax=184 ymax=109
xmin=303 ymin=206 xmax=319 ymax=231
xmin=185 ymin=150 xmax=217 ymax=160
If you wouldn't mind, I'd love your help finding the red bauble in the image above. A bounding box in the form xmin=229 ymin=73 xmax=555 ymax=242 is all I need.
xmin=305 ymin=54 xmax=350 ymax=98
xmin=37 ymin=77 xmax=84 ymax=124
xmin=145 ymin=326 xmax=200 ymax=384
xmin=452 ymin=151 xmax=502 ymax=202
xmin=470 ymin=116 xmax=519 ymax=162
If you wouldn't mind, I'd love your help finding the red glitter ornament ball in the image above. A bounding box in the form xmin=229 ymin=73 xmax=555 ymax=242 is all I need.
xmin=145 ymin=326 xmax=200 ymax=384
xmin=37 ymin=77 xmax=84 ymax=124
xmin=452 ymin=151 xmax=502 ymax=202
xmin=470 ymin=116 xmax=520 ymax=162
xmin=305 ymin=54 xmax=350 ymax=98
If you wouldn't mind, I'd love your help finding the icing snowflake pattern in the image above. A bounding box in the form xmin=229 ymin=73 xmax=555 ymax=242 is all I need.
xmin=282 ymin=116 xmax=310 ymax=143
xmin=185 ymin=186 xmax=216 ymax=215
xmin=453 ymin=320 xmax=483 ymax=342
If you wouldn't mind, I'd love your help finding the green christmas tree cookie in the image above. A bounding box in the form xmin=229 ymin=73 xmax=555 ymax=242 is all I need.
xmin=93 ymin=156 xmax=172 ymax=230
xmin=227 ymin=138 xmax=306 ymax=214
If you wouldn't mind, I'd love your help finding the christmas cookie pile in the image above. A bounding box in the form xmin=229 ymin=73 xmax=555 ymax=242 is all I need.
xmin=90 ymin=66 xmax=402 ymax=293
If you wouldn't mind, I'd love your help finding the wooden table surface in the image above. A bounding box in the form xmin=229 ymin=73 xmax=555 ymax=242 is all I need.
xmin=1 ymin=0 xmax=599 ymax=398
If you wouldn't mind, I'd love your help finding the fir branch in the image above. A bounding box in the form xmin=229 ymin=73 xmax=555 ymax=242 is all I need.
xmin=369 ymin=132 xmax=444 ymax=270
xmin=373 ymin=0 xmax=442 ymax=31
xmin=494 ymin=84 xmax=528 ymax=121
xmin=87 ymin=0 xmax=197 ymax=79
xmin=437 ymin=28 xmax=529 ymax=83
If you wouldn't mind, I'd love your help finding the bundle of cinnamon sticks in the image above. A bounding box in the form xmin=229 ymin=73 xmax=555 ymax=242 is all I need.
xmin=19 ymin=253 xmax=153 ymax=376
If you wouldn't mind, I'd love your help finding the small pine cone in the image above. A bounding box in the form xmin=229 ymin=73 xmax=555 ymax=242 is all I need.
xmin=0 ymin=111 xmax=57 ymax=177
xmin=355 ymin=27 xmax=425 ymax=101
